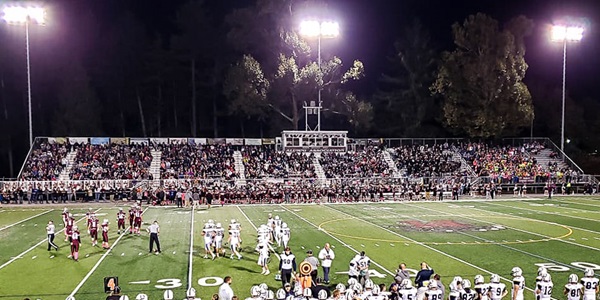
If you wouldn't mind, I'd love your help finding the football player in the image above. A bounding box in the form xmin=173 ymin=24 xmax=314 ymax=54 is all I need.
xmin=128 ymin=205 xmax=135 ymax=234
xmin=564 ymin=274 xmax=583 ymax=300
xmin=85 ymin=208 xmax=94 ymax=233
xmin=89 ymin=213 xmax=99 ymax=246
xmin=65 ymin=212 xmax=74 ymax=242
xmin=214 ymin=223 xmax=225 ymax=257
xmin=274 ymin=216 xmax=282 ymax=246
xmin=535 ymin=273 xmax=553 ymax=300
xmin=267 ymin=213 xmax=275 ymax=241
xmin=281 ymin=223 xmax=291 ymax=249
xmin=116 ymin=208 xmax=126 ymax=234
xmin=101 ymin=219 xmax=110 ymax=249
xmin=133 ymin=205 xmax=143 ymax=235
xmin=356 ymin=251 xmax=371 ymax=285
xmin=228 ymin=223 xmax=243 ymax=260
xmin=425 ymin=281 xmax=443 ymax=300
xmin=487 ymin=274 xmax=507 ymax=300
xmin=459 ymin=279 xmax=478 ymax=300
xmin=202 ymin=222 xmax=216 ymax=259
xmin=69 ymin=225 xmax=81 ymax=261
xmin=581 ymin=268 xmax=599 ymax=300
xmin=62 ymin=207 xmax=69 ymax=227
xmin=448 ymin=276 xmax=463 ymax=300
xmin=511 ymin=267 xmax=525 ymax=300
xmin=400 ymin=279 xmax=418 ymax=300
xmin=256 ymin=240 xmax=271 ymax=275
xmin=535 ymin=268 xmax=549 ymax=300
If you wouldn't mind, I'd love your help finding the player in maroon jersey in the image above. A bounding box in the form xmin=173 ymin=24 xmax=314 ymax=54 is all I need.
xmin=133 ymin=206 xmax=143 ymax=235
xmin=85 ymin=208 xmax=93 ymax=232
xmin=69 ymin=225 xmax=81 ymax=261
xmin=65 ymin=213 xmax=74 ymax=242
xmin=62 ymin=208 xmax=69 ymax=240
xmin=116 ymin=208 xmax=126 ymax=234
xmin=101 ymin=219 xmax=110 ymax=249
xmin=89 ymin=214 xmax=99 ymax=247
xmin=128 ymin=205 xmax=135 ymax=234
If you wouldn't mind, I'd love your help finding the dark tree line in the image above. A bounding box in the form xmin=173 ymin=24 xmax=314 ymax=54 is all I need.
xmin=0 ymin=0 xmax=598 ymax=177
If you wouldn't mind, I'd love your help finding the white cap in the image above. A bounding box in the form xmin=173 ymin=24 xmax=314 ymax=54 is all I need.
xmin=163 ymin=290 xmax=174 ymax=300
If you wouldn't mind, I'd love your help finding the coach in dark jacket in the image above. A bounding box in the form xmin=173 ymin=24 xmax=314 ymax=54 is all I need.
xmin=415 ymin=262 xmax=434 ymax=287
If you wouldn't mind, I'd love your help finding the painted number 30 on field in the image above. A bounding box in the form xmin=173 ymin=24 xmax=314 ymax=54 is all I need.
xmin=154 ymin=277 xmax=225 ymax=289
xmin=535 ymin=262 xmax=600 ymax=272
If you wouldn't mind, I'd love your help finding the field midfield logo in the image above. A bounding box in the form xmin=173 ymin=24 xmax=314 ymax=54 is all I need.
xmin=535 ymin=262 xmax=600 ymax=272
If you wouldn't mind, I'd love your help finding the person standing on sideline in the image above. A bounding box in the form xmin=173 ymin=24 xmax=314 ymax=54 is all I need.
xmin=304 ymin=250 xmax=319 ymax=284
xmin=318 ymin=243 xmax=335 ymax=284
xmin=415 ymin=262 xmax=434 ymax=288
xmin=279 ymin=246 xmax=297 ymax=287
xmin=218 ymin=276 xmax=234 ymax=300
xmin=147 ymin=220 xmax=161 ymax=254
xmin=394 ymin=263 xmax=410 ymax=284
xmin=46 ymin=220 xmax=59 ymax=251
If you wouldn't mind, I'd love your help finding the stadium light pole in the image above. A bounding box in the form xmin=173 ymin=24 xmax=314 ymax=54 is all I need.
xmin=550 ymin=25 xmax=583 ymax=153
xmin=300 ymin=20 xmax=339 ymax=131
xmin=2 ymin=5 xmax=46 ymax=148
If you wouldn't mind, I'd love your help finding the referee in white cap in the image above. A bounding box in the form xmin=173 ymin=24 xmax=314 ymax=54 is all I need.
xmin=146 ymin=220 xmax=161 ymax=254
xmin=46 ymin=220 xmax=59 ymax=251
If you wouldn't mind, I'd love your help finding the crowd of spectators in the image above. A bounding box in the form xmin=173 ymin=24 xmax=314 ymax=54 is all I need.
xmin=241 ymin=146 xmax=315 ymax=179
xmin=157 ymin=144 xmax=237 ymax=179
xmin=69 ymin=144 xmax=153 ymax=180
xmin=319 ymin=146 xmax=390 ymax=178
xmin=390 ymin=144 xmax=462 ymax=177
xmin=19 ymin=142 xmax=70 ymax=181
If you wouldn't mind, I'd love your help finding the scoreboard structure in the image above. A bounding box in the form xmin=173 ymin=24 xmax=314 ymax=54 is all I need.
xmin=281 ymin=130 xmax=347 ymax=152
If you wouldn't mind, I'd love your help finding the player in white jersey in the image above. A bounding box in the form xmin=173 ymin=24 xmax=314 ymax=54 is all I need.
xmin=368 ymin=285 xmax=386 ymax=300
xmin=535 ymin=273 xmax=553 ymax=300
xmin=230 ymin=219 xmax=242 ymax=231
xmin=426 ymin=281 xmax=444 ymax=300
xmin=228 ymin=227 xmax=243 ymax=260
xmin=400 ymin=279 xmax=418 ymax=300
xmin=202 ymin=224 xmax=215 ymax=259
xmin=564 ymin=274 xmax=583 ymax=300
xmin=258 ymin=225 xmax=271 ymax=245
xmin=448 ymin=276 xmax=463 ymax=300
xmin=511 ymin=267 xmax=525 ymax=300
xmin=267 ymin=214 xmax=275 ymax=241
xmin=459 ymin=279 xmax=478 ymax=300
xmin=256 ymin=240 xmax=271 ymax=275
xmin=281 ymin=223 xmax=291 ymax=248
xmin=274 ymin=216 xmax=283 ymax=246
xmin=214 ymin=223 xmax=225 ymax=257
xmin=474 ymin=275 xmax=490 ymax=300
xmin=581 ymin=268 xmax=599 ymax=300
xmin=487 ymin=274 xmax=507 ymax=300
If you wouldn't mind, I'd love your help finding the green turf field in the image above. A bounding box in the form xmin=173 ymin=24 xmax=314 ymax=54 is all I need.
xmin=1 ymin=197 xmax=600 ymax=300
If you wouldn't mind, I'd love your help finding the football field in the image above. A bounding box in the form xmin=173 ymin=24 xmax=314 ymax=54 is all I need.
xmin=1 ymin=197 xmax=600 ymax=300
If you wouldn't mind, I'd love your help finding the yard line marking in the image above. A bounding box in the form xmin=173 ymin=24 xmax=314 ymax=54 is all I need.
xmin=552 ymin=198 xmax=600 ymax=209
xmin=525 ymin=199 xmax=600 ymax=215
xmin=487 ymin=202 xmax=600 ymax=236
xmin=237 ymin=206 xmax=280 ymax=261
xmin=130 ymin=280 xmax=151 ymax=284
xmin=187 ymin=206 xmax=195 ymax=291
xmin=402 ymin=203 xmax=588 ymax=273
xmin=0 ymin=209 xmax=53 ymax=231
xmin=68 ymin=207 xmax=148 ymax=299
xmin=280 ymin=205 xmax=395 ymax=276
xmin=322 ymin=205 xmax=551 ymax=297
xmin=0 ymin=208 xmax=102 ymax=271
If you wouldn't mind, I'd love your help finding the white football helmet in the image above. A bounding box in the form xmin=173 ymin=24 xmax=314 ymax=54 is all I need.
xmin=585 ymin=268 xmax=594 ymax=277
xmin=490 ymin=274 xmax=500 ymax=283
xmin=119 ymin=296 xmax=129 ymax=300
xmin=364 ymin=279 xmax=374 ymax=289
xmin=216 ymin=223 xmax=222 ymax=228
xmin=68 ymin=213 xmax=73 ymax=218
xmin=259 ymin=283 xmax=269 ymax=292
xmin=266 ymin=290 xmax=275 ymax=300
xmin=163 ymin=289 xmax=174 ymax=300
xmin=428 ymin=281 xmax=437 ymax=289
xmin=401 ymin=279 xmax=412 ymax=289
xmin=63 ymin=207 xmax=69 ymax=213
xmin=511 ymin=267 xmax=522 ymax=277
xmin=462 ymin=279 xmax=471 ymax=289
xmin=135 ymin=294 xmax=148 ymax=300
xmin=294 ymin=284 xmax=303 ymax=296
xmin=537 ymin=267 xmax=548 ymax=276
xmin=541 ymin=273 xmax=551 ymax=282
xmin=208 ymin=219 xmax=215 ymax=224
xmin=251 ymin=285 xmax=262 ymax=297
xmin=187 ymin=287 xmax=196 ymax=297
xmin=345 ymin=290 xmax=355 ymax=300
xmin=276 ymin=289 xmax=287 ymax=300
xmin=474 ymin=274 xmax=484 ymax=284
xmin=372 ymin=285 xmax=380 ymax=295
xmin=318 ymin=289 xmax=329 ymax=300
xmin=303 ymin=288 xmax=312 ymax=297
xmin=231 ymin=219 xmax=237 ymax=224
xmin=103 ymin=219 xmax=109 ymax=224
xmin=275 ymin=215 xmax=280 ymax=220
xmin=348 ymin=278 xmax=358 ymax=286
xmin=569 ymin=274 xmax=579 ymax=283
xmin=336 ymin=283 xmax=346 ymax=293
xmin=282 ymin=222 xmax=288 ymax=228
xmin=286 ymin=296 xmax=294 ymax=300
xmin=352 ymin=283 xmax=362 ymax=293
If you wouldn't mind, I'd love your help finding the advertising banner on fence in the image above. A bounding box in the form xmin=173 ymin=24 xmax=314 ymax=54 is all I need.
xmin=245 ymin=138 xmax=262 ymax=146
xmin=208 ymin=138 xmax=226 ymax=145
xmin=262 ymin=138 xmax=276 ymax=145
xmin=69 ymin=137 xmax=89 ymax=144
xmin=226 ymin=138 xmax=244 ymax=145
xmin=188 ymin=138 xmax=207 ymax=145
xmin=48 ymin=137 xmax=68 ymax=144
xmin=130 ymin=138 xmax=149 ymax=145
xmin=90 ymin=137 xmax=110 ymax=145
xmin=111 ymin=137 xmax=129 ymax=145
xmin=169 ymin=138 xmax=187 ymax=144
xmin=150 ymin=138 xmax=169 ymax=144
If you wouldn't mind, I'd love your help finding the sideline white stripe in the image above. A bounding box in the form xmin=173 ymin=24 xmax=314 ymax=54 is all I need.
xmin=491 ymin=201 xmax=600 ymax=229
xmin=552 ymin=198 xmax=600 ymax=209
xmin=187 ymin=207 xmax=195 ymax=290
xmin=0 ymin=209 xmax=53 ymax=231
xmin=401 ymin=203 xmax=587 ymax=272
xmin=321 ymin=204 xmax=551 ymax=298
xmin=237 ymin=206 xmax=280 ymax=261
xmin=68 ymin=207 xmax=149 ymax=298
xmin=0 ymin=208 xmax=102 ymax=270
xmin=280 ymin=205 xmax=394 ymax=276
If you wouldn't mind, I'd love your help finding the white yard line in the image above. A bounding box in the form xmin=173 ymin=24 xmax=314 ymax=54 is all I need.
xmin=321 ymin=204 xmax=552 ymax=298
xmin=236 ymin=206 xmax=280 ymax=261
xmin=0 ymin=208 xmax=102 ymax=271
xmin=187 ymin=206 xmax=195 ymax=290
xmin=551 ymin=198 xmax=600 ymax=209
xmin=68 ymin=207 xmax=149 ymax=298
xmin=400 ymin=203 xmax=587 ymax=272
xmin=0 ymin=209 xmax=53 ymax=231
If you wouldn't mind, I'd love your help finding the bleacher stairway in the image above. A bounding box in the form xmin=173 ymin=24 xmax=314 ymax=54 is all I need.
xmin=533 ymin=148 xmax=570 ymax=172
xmin=149 ymin=150 xmax=162 ymax=189
xmin=58 ymin=150 xmax=78 ymax=181
xmin=233 ymin=151 xmax=246 ymax=186
xmin=383 ymin=149 xmax=402 ymax=178
xmin=447 ymin=148 xmax=477 ymax=178
xmin=312 ymin=153 xmax=327 ymax=184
